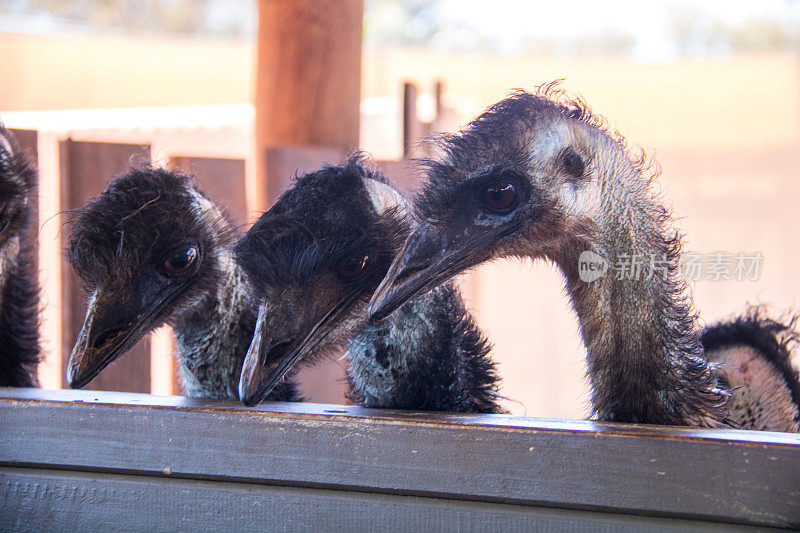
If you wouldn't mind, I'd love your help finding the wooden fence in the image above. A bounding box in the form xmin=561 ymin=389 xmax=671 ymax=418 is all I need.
xmin=1 ymin=387 xmax=798 ymax=530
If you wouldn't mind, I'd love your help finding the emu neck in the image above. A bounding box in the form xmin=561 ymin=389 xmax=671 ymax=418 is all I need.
xmin=348 ymin=283 xmax=499 ymax=413
xmin=171 ymin=256 xmax=251 ymax=399
xmin=0 ymin=236 xmax=39 ymax=387
xmin=556 ymin=169 xmax=724 ymax=426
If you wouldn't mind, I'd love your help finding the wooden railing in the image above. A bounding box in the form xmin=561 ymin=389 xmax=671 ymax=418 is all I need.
xmin=1 ymin=388 xmax=798 ymax=530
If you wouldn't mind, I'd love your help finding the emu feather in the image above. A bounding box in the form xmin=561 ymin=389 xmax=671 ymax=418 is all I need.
xmin=0 ymin=126 xmax=40 ymax=387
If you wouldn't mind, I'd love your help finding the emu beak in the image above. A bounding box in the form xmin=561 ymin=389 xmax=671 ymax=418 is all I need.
xmin=239 ymin=293 xmax=359 ymax=407
xmin=239 ymin=302 xmax=295 ymax=407
xmin=367 ymin=217 xmax=523 ymax=321
xmin=67 ymin=284 xmax=183 ymax=389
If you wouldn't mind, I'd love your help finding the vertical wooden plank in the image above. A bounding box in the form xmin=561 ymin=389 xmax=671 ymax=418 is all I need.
xmin=255 ymin=0 xmax=363 ymax=208
xmin=36 ymin=132 xmax=63 ymax=389
xmin=403 ymin=82 xmax=435 ymax=159
xmin=60 ymin=140 xmax=152 ymax=393
xmin=375 ymin=159 xmax=418 ymax=195
xmin=169 ymin=157 xmax=248 ymax=226
xmin=8 ymin=130 xmax=38 ymax=162
xmin=403 ymin=82 xmax=420 ymax=159
xmin=263 ymin=145 xmax=344 ymax=204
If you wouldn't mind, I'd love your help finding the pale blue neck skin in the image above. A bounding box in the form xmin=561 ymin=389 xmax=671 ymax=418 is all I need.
xmin=346 ymin=282 xmax=499 ymax=413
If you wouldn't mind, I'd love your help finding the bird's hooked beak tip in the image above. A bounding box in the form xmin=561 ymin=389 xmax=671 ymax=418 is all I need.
xmin=238 ymin=382 xmax=261 ymax=407
xmin=66 ymin=367 xmax=86 ymax=389
xmin=238 ymin=360 xmax=269 ymax=407
xmin=67 ymin=340 xmax=115 ymax=390
xmin=66 ymin=320 xmax=103 ymax=390
xmin=238 ymin=345 xmax=296 ymax=407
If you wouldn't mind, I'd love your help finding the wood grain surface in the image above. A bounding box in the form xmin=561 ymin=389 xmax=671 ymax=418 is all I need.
xmin=1 ymin=388 xmax=798 ymax=529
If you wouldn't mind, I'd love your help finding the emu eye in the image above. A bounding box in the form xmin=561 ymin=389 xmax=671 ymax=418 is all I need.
xmin=164 ymin=246 xmax=198 ymax=274
xmin=563 ymin=150 xmax=584 ymax=179
xmin=337 ymin=255 xmax=369 ymax=279
xmin=481 ymin=183 xmax=516 ymax=213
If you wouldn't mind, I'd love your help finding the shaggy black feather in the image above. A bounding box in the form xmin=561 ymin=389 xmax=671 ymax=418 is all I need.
xmin=68 ymin=168 xmax=222 ymax=288
xmin=235 ymin=155 xmax=502 ymax=412
xmin=702 ymin=308 xmax=800 ymax=419
xmin=68 ymin=166 xmax=299 ymax=400
xmin=236 ymin=158 xmax=406 ymax=293
xmin=349 ymin=282 xmax=500 ymax=412
xmin=0 ymin=126 xmax=40 ymax=387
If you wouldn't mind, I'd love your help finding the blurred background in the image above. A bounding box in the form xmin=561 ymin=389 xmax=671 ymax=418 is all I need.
xmin=1 ymin=0 xmax=799 ymax=417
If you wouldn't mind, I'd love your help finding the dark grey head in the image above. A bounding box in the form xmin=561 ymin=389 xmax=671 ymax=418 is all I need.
xmin=234 ymin=156 xmax=411 ymax=406
xmin=66 ymin=167 xmax=236 ymax=388
xmin=368 ymin=88 xmax=629 ymax=320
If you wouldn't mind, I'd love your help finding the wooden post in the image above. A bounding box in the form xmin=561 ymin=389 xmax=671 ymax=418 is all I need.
xmin=402 ymin=82 xmax=419 ymax=159
xmin=255 ymin=0 xmax=363 ymax=208
xmin=169 ymin=156 xmax=248 ymax=227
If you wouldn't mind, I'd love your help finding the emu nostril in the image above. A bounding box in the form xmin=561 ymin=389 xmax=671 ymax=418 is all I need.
xmin=93 ymin=328 xmax=126 ymax=349
xmin=395 ymin=264 xmax=428 ymax=283
xmin=264 ymin=340 xmax=293 ymax=366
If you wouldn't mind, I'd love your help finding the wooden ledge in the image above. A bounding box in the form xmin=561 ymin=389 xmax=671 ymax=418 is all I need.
xmin=1 ymin=388 xmax=799 ymax=530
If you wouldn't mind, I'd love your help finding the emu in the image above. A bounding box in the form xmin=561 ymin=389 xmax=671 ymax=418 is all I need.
xmin=368 ymin=89 xmax=800 ymax=430
xmin=701 ymin=308 xmax=799 ymax=432
xmin=234 ymin=157 xmax=501 ymax=412
xmin=67 ymin=167 xmax=299 ymax=400
xmin=0 ymin=127 xmax=39 ymax=387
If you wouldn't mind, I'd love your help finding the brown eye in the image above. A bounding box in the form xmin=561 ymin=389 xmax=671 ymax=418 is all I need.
xmin=165 ymin=246 xmax=198 ymax=274
xmin=337 ymin=255 xmax=369 ymax=279
xmin=481 ymin=183 xmax=516 ymax=213
xmin=563 ymin=150 xmax=584 ymax=179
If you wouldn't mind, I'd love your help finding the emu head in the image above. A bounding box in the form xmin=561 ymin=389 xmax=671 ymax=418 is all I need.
xmin=66 ymin=167 xmax=235 ymax=389
xmin=368 ymin=89 xmax=633 ymax=320
xmin=0 ymin=127 xmax=35 ymax=281
xmin=234 ymin=158 xmax=411 ymax=406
